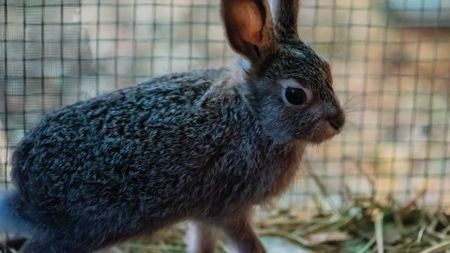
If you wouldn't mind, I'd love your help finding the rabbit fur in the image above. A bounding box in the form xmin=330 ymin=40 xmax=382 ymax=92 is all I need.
xmin=0 ymin=0 xmax=345 ymax=252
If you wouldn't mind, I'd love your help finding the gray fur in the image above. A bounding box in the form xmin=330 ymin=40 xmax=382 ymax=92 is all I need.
xmin=271 ymin=0 xmax=300 ymax=40
xmin=2 ymin=0 xmax=345 ymax=252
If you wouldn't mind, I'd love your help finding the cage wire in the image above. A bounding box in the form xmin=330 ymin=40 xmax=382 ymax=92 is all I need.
xmin=0 ymin=0 xmax=449 ymax=214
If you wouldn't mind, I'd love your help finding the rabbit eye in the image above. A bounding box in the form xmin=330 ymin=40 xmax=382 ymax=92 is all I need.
xmin=285 ymin=87 xmax=307 ymax=105
xmin=280 ymin=79 xmax=312 ymax=106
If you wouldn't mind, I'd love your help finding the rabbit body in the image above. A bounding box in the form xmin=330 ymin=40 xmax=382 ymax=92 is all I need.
xmin=7 ymin=69 xmax=303 ymax=252
xmin=1 ymin=0 xmax=346 ymax=252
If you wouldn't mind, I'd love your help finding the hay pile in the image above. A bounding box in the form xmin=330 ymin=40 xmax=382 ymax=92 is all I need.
xmin=112 ymin=195 xmax=450 ymax=253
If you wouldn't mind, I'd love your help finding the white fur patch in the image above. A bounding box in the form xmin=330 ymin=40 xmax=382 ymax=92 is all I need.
xmin=185 ymin=222 xmax=217 ymax=253
xmin=269 ymin=0 xmax=278 ymax=12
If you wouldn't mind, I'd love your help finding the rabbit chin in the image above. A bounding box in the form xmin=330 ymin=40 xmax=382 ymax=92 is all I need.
xmin=266 ymin=121 xmax=339 ymax=145
xmin=303 ymin=120 xmax=340 ymax=144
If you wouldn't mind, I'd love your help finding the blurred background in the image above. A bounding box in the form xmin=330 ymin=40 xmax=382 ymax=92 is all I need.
xmin=0 ymin=0 xmax=449 ymax=228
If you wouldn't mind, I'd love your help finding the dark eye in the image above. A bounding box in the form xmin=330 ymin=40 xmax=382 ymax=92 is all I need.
xmin=285 ymin=87 xmax=307 ymax=105
xmin=280 ymin=79 xmax=312 ymax=106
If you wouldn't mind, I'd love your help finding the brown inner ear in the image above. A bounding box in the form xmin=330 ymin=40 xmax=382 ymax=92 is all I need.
xmin=230 ymin=1 xmax=264 ymax=46
xmin=223 ymin=0 xmax=268 ymax=60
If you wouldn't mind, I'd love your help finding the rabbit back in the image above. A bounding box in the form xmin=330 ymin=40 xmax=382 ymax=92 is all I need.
xmin=9 ymin=69 xmax=252 ymax=236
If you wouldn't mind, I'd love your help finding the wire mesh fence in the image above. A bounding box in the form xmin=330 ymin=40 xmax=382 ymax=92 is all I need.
xmin=0 ymin=0 xmax=449 ymax=213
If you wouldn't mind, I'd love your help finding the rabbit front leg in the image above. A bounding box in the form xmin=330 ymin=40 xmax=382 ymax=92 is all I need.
xmin=186 ymin=221 xmax=218 ymax=253
xmin=221 ymin=214 xmax=266 ymax=253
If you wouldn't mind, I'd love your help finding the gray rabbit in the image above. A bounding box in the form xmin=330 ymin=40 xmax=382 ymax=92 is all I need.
xmin=0 ymin=0 xmax=345 ymax=252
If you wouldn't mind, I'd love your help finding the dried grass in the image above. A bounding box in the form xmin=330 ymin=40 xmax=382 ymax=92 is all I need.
xmin=102 ymin=192 xmax=450 ymax=253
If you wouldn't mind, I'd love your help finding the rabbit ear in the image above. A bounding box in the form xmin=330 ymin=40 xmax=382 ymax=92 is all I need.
xmin=270 ymin=0 xmax=300 ymax=40
xmin=222 ymin=0 xmax=276 ymax=65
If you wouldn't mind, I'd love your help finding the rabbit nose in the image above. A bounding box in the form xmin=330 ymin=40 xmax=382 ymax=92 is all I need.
xmin=327 ymin=112 xmax=345 ymax=131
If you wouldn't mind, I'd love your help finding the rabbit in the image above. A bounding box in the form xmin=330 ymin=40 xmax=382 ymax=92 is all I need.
xmin=0 ymin=0 xmax=345 ymax=252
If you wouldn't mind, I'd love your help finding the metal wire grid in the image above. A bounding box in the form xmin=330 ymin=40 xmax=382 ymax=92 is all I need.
xmin=0 ymin=0 xmax=449 ymax=212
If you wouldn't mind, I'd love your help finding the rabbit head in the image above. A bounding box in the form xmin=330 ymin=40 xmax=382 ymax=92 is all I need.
xmin=222 ymin=0 xmax=345 ymax=144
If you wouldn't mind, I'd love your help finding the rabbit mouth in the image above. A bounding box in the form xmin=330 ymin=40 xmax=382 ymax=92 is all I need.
xmin=303 ymin=120 xmax=342 ymax=143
